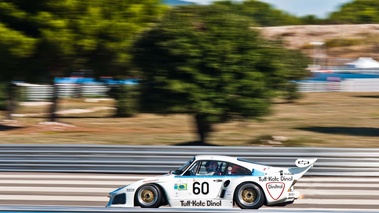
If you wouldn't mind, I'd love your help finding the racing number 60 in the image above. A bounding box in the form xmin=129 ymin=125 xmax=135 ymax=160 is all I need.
xmin=193 ymin=182 xmax=209 ymax=195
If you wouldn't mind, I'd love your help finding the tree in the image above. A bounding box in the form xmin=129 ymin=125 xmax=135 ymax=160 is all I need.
xmin=0 ymin=22 xmax=36 ymax=119
xmin=213 ymin=0 xmax=302 ymax=26
xmin=328 ymin=0 xmax=379 ymax=24
xmin=0 ymin=0 xmax=165 ymax=121
xmin=299 ymin=15 xmax=324 ymax=25
xmin=132 ymin=5 xmax=309 ymax=144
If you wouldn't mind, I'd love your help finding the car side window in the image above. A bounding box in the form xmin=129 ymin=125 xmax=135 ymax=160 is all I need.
xmin=226 ymin=163 xmax=251 ymax=175
xmin=191 ymin=160 xmax=225 ymax=176
xmin=183 ymin=161 xmax=201 ymax=176
xmin=198 ymin=161 xmax=209 ymax=175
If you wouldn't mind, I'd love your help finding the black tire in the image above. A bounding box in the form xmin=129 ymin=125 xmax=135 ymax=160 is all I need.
xmin=136 ymin=184 xmax=162 ymax=208
xmin=234 ymin=182 xmax=265 ymax=209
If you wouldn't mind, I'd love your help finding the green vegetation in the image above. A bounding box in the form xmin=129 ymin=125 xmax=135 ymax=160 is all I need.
xmin=328 ymin=0 xmax=379 ymax=24
xmin=0 ymin=0 xmax=165 ymax=120
xmin=132 ymin=5 xmax=309 ymax=144
xmin=113 ymin=85 xmax=140 ymax=117
xmin=0 ymin=83 xmax=5 ymax=110
xmin=213 ymin=0 xmax=302 ymax=26
xmin=325 ymin=38 xmax=365 ymax=48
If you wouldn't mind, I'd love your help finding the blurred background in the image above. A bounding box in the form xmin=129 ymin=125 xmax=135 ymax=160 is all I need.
xmin=0 ymin=0 xmax=378 ymax=147
xmin=0 ymin=1 xmax=379 ymax=210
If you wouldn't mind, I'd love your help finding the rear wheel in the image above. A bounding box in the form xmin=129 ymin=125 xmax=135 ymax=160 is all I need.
xmin=234 ymin=182 xmax=265 ymax=209
xmin=136 ymin=184 xmax=162 ymax=208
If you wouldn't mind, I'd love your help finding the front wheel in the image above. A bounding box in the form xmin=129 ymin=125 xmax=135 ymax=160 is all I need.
xmin=136 ymin=184 xmax=162 ymax=208
xmin=234 ymin=182 xmax=265 ymax=209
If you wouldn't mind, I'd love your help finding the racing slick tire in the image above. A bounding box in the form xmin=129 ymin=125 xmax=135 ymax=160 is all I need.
xmin=234 ymin=182 xmax=265 ymax=209
xmin=136 ymin=184 xmax=162 ymax=208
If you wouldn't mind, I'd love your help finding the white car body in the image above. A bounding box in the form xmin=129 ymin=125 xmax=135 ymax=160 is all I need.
xmin=106 ymin=155 xmax=317 ymax=209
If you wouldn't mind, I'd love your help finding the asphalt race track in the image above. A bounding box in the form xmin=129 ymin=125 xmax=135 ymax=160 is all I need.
xmin=1 ymin=206 xmax=379 ymax=213
xmin=0 ymin=172 xmax=378 ymax=212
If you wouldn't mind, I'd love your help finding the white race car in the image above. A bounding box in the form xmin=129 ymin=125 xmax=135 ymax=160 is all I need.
xmin=106 ymin=155 xmax=316 ymax=209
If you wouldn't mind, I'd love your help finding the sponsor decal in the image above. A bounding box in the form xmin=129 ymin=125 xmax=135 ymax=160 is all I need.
xmin=174 ymin=183 xmax=188 ymax=190
xmin=283 ymin=172 xmax=294 ymax=175
xmin=259 ymin=176 xmax=293 ymax=182
xmin=280 ymin=176 xmax=293 ymax=181
xmin=296 ymin=158 xmax=317 ymax=168
xmin=266 ymin=182 xmax=285 ymax=200
xmin=143 ymin=179 xmax=159 ymax=183
xmin=259 ymin=176 xmax=279 ymax=182
xmin=126 ymin=188 xmax=135 ymax=192
xmin=296 ymin=160 xmax=310 ymax=167
xmin=180 ymin=200 xmax=221 ymax=207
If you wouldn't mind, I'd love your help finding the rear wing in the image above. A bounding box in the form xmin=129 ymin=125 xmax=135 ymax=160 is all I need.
xmin=289 ymin=158 xmax=317 ymax=180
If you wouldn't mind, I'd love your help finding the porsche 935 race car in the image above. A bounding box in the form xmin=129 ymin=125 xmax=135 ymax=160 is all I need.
xmin=106 ymin=155 xmax=317 ymax=209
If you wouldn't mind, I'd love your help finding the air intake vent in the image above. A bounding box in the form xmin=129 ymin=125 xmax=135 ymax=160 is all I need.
xmin=112 ymin=193 xmax=126 ymax=204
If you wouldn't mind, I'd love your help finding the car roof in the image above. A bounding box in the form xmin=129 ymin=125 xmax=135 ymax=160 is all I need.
xmin=193 ymin=155 xmax=262 ymax=169
xmin=194 ymin=155 xmax=239 ymax=162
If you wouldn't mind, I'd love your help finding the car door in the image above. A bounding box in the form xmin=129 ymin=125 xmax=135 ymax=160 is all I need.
xmin=187 ymin=161 xmax=226 ymax=200
xmin=170 ymin=160 xmax=230 ymax=207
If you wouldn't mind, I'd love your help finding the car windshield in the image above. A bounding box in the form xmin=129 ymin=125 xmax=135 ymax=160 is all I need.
xmin=172 ymin=157 xmax=194 ymax=175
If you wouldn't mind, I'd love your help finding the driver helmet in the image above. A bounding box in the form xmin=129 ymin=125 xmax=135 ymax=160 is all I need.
xmin=205 ymin=161 xmax=218 ymax=173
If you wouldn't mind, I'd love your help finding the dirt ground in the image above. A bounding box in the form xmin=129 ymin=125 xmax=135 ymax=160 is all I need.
xmin=1 ymin=93 xmax=378 ymax=147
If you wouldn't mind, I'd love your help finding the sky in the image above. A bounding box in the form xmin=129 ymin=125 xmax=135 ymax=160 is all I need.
xmin=184 ymin=0 xmax=353 ymax=18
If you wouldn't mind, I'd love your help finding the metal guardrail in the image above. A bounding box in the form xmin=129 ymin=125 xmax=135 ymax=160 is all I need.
xmin=298 ymin=78 xmax=379 ymax=92
xmin=18 ymin=83 xmax=109 ymax=101
xmin=0 ymin=145 xmax=378 ymax=176
xmin=17 ymin=80 xmax=379 ymax=101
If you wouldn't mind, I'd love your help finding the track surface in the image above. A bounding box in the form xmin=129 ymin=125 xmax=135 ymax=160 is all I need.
xmin=0 ymin=172 xmax=378 ymax=210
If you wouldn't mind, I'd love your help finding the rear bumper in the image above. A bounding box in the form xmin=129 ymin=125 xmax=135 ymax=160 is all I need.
xmin=267 ymin=190 xmax=300 ymax=207
xmin=289 ymin=190 xmax=301 ymax=199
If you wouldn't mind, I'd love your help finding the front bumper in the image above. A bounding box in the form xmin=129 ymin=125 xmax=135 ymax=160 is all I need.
xmin=106 ymin=185 xmax=129 ymax=207
xmin=107 ymin=192 xmax=126 ymax=206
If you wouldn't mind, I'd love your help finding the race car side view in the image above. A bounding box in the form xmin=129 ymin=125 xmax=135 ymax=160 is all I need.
xmin=106 ymin=155 xmax=317 ymax=209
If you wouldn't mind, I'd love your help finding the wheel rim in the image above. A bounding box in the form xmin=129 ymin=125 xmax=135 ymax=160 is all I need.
xmin=138 ymin=186 xmax=158 ymax=205
xmin=238 ymin=184 xmax=260 ymax=206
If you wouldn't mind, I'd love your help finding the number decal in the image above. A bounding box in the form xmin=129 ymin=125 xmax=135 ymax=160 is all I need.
xmin=193 ymin=182 xmax=200 ymax=194
xmin=202 ymin=182 xmax=209 ymax=194
xmin=193 ymin=182 xmax=209 ymax=195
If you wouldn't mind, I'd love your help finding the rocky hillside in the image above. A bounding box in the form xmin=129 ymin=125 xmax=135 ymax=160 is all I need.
xmin=257 ymin=24 xmax=379 ymax=65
